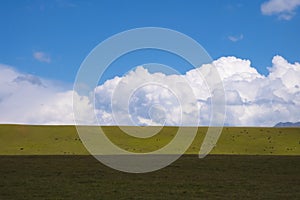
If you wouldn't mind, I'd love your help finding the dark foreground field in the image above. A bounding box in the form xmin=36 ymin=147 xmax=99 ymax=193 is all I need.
xmin=1 ymin=155 xmax=299 ymax=200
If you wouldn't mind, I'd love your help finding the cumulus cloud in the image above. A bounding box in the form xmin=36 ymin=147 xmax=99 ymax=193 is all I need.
xmin=0 ymin=64 xmax=91 ymax=124
xmin=1 ymin=55 xmax=300 ymax=126
xmin=92 ymin=56 xmax=300 ymax=126
xmin=33 ymin=51 xmax=51 ymax=63
xmin=261 ymin=0 xmax=300 ymax=20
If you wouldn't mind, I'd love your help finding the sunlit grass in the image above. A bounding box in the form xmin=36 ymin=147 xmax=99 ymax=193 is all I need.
xmin=0 ymin=125 xmax=299 ymax=155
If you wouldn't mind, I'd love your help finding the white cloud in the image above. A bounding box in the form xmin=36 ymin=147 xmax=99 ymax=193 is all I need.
xmin=0 ymin=64 xmax=91 ymax=125
xmin=0 ymin=55 xmax=300 ymax=126
xmin=228 ymin=34 xmax=243 ymax=42
xmin=33 ymin=51 xmax=51 ymax=63
xmin=261 ymin=0 xmax=300 ymax=20
xmin=92 ymin=56 xmax=300 ymax=126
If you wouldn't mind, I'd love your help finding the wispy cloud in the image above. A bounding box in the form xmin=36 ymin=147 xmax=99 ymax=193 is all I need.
xmin=33 ymin=51 xmax=51 ymax=63
xmin=261 ymin=0 xmax=300 ymax=20
xmin=14 ymin=74 xmax=45 ymax=87
xmin=228 ymin=34 xmax=243 ymax=42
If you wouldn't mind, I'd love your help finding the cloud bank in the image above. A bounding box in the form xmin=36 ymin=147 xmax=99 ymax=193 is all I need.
xmin=261 ymin=0 xmax=300 ymax=20
xmin=1 ymin=55 xmax=300 ymax=126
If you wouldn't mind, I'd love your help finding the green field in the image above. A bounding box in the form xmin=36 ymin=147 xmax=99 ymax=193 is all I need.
xmin=1 ymin=155 xmax=299 ymax=199
xmin=0 ymin=125 xmax=299 ymax=199
xmin=0 ymin=124 xmax=299 ymax=155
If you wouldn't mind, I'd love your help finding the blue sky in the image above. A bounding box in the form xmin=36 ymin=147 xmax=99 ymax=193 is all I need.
xmin=1 ymin=0 xmax=300 ymax=83
xmin=1 ymin=0 xmax=300 ymax=126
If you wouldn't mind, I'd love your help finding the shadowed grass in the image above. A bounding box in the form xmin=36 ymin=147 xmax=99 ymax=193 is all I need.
xmin=0 ymin=155 xmax=299 ymax=200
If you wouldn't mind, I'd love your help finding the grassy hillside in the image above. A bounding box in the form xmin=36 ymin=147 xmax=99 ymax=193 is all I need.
xmin=0 ymin=124 xmax=299 ymax=155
